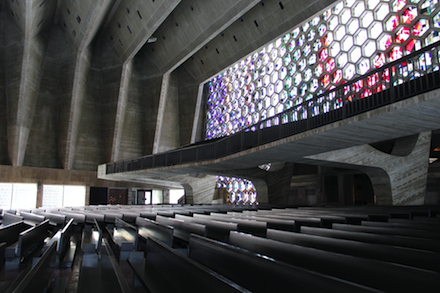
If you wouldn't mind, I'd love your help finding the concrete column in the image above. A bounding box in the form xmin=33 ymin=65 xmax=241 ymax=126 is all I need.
xmin=307 ymin=132 xmax=431 ymax=205
xmin=111 ymin=59 xmax=133 ymax=162
xmin=153 ymin=72 xmax=180 ymax=153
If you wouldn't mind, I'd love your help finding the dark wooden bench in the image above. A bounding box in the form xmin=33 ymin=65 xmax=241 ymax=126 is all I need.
xmin=76 ymin=238 xmax=131 ymax=293
xmin=135 ymin=217 xmax=174 ymax=247
xmin=155 ymin=215 xmax=206 ymax=242
xmin=175 ymin=214 xmax=237 ymax=242
xmin=188 ymin=234 xmax=379 ymax=292
xmin=107 ymin=218 xmax=138 ymax=260
xmin=332 ymin=223 xmax=440 ymax=240
xmin=301 ymin=226 xmax=440 ymax=253
xmin=1 ymin=213 xmax=24 ymax=227
xmin=267 ymin=228 xmax=440 ymax=272
xmin=3 ymin=241 xmax=58 ymax=293
xmin=19 ymin=212 xmax=45 ymax=226
xmin=361 ymin=220 xmax=440 ymax=232
xmin=128 ymin=236 xmax=250 ymax=293
xmin=228 ymin=231 xmax=440 ymax=292
xmin=194 ymin=213 xmax=267 ymax=237
xmin=81 ymin=219 xmax=102 ymax=253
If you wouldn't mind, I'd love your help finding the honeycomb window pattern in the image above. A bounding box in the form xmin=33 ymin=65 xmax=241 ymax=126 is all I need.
xmin=216 ymin=176 xmax=258 ymax=204
xmin=205 ymin=0 xmax=440 ymax=140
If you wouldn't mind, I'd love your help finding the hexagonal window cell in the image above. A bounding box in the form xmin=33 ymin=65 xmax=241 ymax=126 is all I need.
xmin=378 ymin=34 xmax=393 ymax=50
xmin=321 ymin=74 xmax=330 ymax=88
xmin=268 ymin=62 xmax=275 ymax=74
xmin=299 ymin=83 xmax=308 ymax=96
xmin=326 ymin=58 xmax=336 ymax=73
xmin=320 ymin=48 xmax=329 ymax=62
xmin=329 ymin=15 xmax=339 ymax=31
xmin=307 ymin=30 xmax=316 ymax=42
xmin=315 ymin=63 xmax=324 ymax=77
xmin=304 ymin=68 xmax=313 ymax=82
xmin=267 ymin=84 xmax=275 ymax=96
xmin=364 ymin=40 xmax=376 ymax=57
xmin=354 ymin=29 xmax=368 ymax=46
xmin=285 ymin=76 xmax=293 ymax=89
xmin=421 ymin=0 xmax=438 ymax=15
xmin=299 ymin=59 xmax=307 ymax=71
xmin=349 ymin=46 xmax=362 ymax=63
xmin=279 ymin=45 xmax=287 ymax=57
xmin=333 ymin=2 xmax=344 ymax=14
xmin=256 ymin=78 xmax=263 ymax=88
xmin=260 ymin=66 xmax=267 ymax=77
xmin=263 ymin=53 xmax=271 ymax=65
xmin=323 ymin=32 xmax=334 ymax=46
xmin=275 ymin=58 xmax=283 ymax=71
xmin=389 ymin=46 xmax=403 ymax=61
xmin=275 ymin=38 xmax=283 ymax=48
xmin=297 ymin=34 xmax=306 ymax=47
xmin=357 ymin=58 xmax=371 ymax=75
xmin=385 ymin=15 xmax=399 ymax=32
xmin=275 ymin=80 xmax=284 ymax=93
xmin=263 ymin=75 xmax=271 ymax=87
xmin=293 ymin=49 xmax=301 ymax=61
xmin=292 ymin=27 xmax=301 ymax=38
xmin=337 ymin=52 xmax=348 ymax=67
xmin=373 ymin=53 xmax=386 ymax=68
xmin=347 ymin=19 xmax=359 ymax=35
xmin=360 ymin=11 xmax=374 ymax=28
xmin=284 ymin=54 xmax=292 ymax=66
xmin=434 ymin=11 xmax=440 ymax=28
xmin=369 ymin=22 xmax=383 ymax=39
xmin=289 ymin=87 xmax=298 ymax=99
xmin=280 ymin=90 xmax=289 ymax=103
xmin=341 ymin=36 xmax=354 ymax=52
xmin=344 ymin=63 xmax=356 ymax=80
xmin=367 ymin=0 xmax=380 ymax=9
xmin=293 ymin=73 xmax=302 ymax=86
xmin=260 ymin=87 xmax=267 ymax=99
xmin=311 ymin=16 xmax=321 ymax=26
xmin=280 ymin=67 xmax=288 ymax=80
xmin=375 ymin=3 xmax=390 ymax=21
xmin=392 ymin=0 xmax=407 ymax=12
xmin=271 ymin=93 xmax=280 ymax=106
xmin=245 ymin=74 xmax=253 ymax=85
xmin=402 ymin=6 xmax=418 ymax=24
xmin=396 ymin=26 xmax=411 ymax=43
xmin=329 ymin=42 xmax=341 ymax=57
xmin=318 ymin=24 xmax=327 ymax=37
xmin=310 ymin=79 xmax=319 ymax=92
xmin=276 ymin=104 xmax=284 ymax=114
xmin=302 ymin=22 xmax=310 ymax=33
xmin=334 ymin=26 xmax=346 ymax=41
xmin=405 ymin=39 xmax=421 ymax=53
xmin=256 ymin=58 xmax=263 ymax=70
xmin=340 ymin=9 xmax=351 ymax=24
xmin=353 ymin=1 xmax=365 ymax=17
xmin=308 ymin=54 xmax=317 ymax=66
xmin=303 ymin=44 xmax=312 ymax=57
xmin=313 ymin=39 xmax=322 ymax=52
xmin=271 ymin=71 xmax=279 ymax=84
xmin=414 ymin=19 xmax=430 ymax=36
xmin=283 ymin=33 xmax=291 ymax=43
xmin=271 ymin=49 xmax=278 ymax=61
xmin=267 ymin=43 xmax=274 ymax=53
xmin=253 ymin=71 xmax=259 ymax=81
xmin=323 ymin=8 xmax=332 ymax=21
xmin=333 ymin=69 xmax=343 ymax=84
xmin=288 ymin=39 xmax=296 ymax=52
xmin=288 ymin=64 xmax=296 ymax=75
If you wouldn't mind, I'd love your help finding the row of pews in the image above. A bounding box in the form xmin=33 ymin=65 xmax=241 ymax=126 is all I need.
xmin=1 ymin=204 xmax=439 ymax=292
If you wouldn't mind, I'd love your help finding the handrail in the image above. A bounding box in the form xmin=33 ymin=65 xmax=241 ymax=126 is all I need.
xmin=107 ymin=41 xmax=440 ymax=175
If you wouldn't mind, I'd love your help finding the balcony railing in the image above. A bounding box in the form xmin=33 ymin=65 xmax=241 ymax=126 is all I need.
xmin=107 ymin=41 xmax=440 ymax=175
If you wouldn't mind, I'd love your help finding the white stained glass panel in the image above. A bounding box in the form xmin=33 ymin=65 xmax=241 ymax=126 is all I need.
xmin=11 ymin=183 xmax=37 ymax=210
xmin=169 ymin=189 xmax=184 ymax=204
xmin=152 ymin=190 xmax=163 ymax=204
xmin=0 ymin=183 xmax=12 ymax=210
xmin=63 ymin=186 xmax=86 ymax=207
xmin=42 ymin=185 xmax=63 ymax=208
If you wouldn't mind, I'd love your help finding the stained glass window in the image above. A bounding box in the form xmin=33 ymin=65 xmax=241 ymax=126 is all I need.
xmin=216 ymin=176 xmax=257 ymax=204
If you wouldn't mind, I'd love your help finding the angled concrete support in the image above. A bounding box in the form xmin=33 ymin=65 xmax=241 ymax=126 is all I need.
xmin=180 ymin=174 xmax=217 ymax=204
xmin=307 ymin=132 xmax=431 ymax=205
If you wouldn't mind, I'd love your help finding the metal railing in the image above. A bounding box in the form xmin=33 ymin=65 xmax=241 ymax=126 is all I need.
xmin=107 ymin=41 xmax=440 ymax=175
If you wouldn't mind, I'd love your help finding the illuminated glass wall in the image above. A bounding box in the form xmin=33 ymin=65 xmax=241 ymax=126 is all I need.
xmin=205 ymin=0 xmax=440 ymax=140
xmin=42 ymin=185 xmax=86 ymax=208
xmin=0 ymin=183 xmax=37 ymax=210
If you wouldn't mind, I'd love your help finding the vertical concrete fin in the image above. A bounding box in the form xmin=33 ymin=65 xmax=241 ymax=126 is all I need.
xmin=153 ymin=72 xmax=180 ymax=154
xmin=110 ymin=59 xmax=133 ymax=162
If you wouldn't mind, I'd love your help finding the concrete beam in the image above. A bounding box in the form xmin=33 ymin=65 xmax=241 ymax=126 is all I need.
xmin=306 ymin=132 xmax=432 ymax=205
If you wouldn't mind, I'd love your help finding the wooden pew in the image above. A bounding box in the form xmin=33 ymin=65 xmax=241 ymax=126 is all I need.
xmin=81 ymin=219 xmax=102 ymax=253
xmin=19 ymin=212 xmax=45 ymax=226
xmin=332 ymin=223 xmax=440 ymax=240
xmin=128 ymin=236 xmax=250 ymax=293
xmin=76 ymin=238 xmax=131 ymax=293
xmin=175 ymin=214 xmax=237 ymax=242
xmin=301 ymin=226 xmax=440 ymax=253
xmin=3 ymin=241 xmax=57 ymax=293
xmin=155 ymin=215 xmax=206 ymax=242
xmin=1 ymin=213 xmax=24 ymax=227
xmin=361 ymin=220 xmax=440 ymax=232
xmin=188 ymin=234 xmax=378 ymax=293
xmin=193 ymin=213 xmax=267 ymax=237
xmin=228 ymin=231 xmax=440 ymax=292
xmin=135 ymin=217 xmax=174 ymax=247
xmin=106 ymin=218 xmax=138 ymax=260
xmin=266 ymin=228 xmax=440 ymax=272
